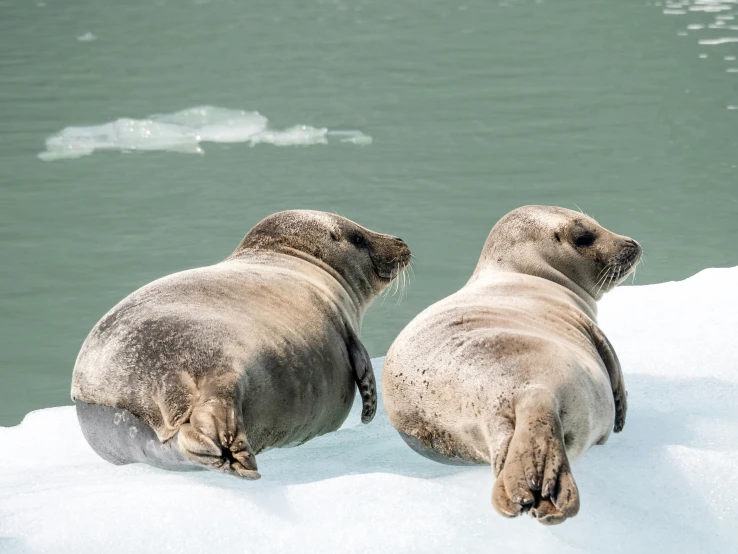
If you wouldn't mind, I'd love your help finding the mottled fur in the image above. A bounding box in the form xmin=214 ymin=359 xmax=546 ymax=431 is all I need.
xmin=383 ymin=206 xmax=640 ymax=525
xmin=73 ymin=210 xmax=410 ymax=479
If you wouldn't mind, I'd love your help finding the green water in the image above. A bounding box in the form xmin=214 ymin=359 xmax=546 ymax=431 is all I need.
xmin=1 ymin=0 xmax=736 ymax=425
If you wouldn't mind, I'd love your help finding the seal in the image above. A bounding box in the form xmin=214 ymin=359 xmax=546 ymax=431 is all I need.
xmin=72 ymin=210 xmax=411 ymax=479
xmin=382 ymin=206 xmax=641 ymax=524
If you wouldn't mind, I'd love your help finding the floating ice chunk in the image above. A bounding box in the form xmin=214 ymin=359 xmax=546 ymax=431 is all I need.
xmin=340 ymin=134 xmax=373 ymax=145
xmin=698 ymin=36 xmax=738 ymax=44
xmin=327 ymin=129 xmax=374 ymax=145
xmin=150 ymin=106 xmax=269 ymax=143
xmin=39 ymin=118 xmax=201 ymax=161
xmin=248 ymin=125 xmax=329 ymax=146
xmin=38 ymin=106 xmax=372 ymax=161
xmin=689 ymin=4 xmax=733 ymax=12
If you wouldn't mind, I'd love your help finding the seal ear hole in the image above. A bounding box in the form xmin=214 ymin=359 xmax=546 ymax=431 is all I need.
xmin=329 ymin=231 xmax=339 ymax=241
xmin=554 ymin=232 xmax=561 ymax=242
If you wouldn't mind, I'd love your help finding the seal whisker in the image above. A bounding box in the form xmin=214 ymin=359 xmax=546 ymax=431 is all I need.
xmin=392 ymin=261 xmax=411 ymax=306
xmin=395 ymin=262 xmax=402 ymax=297
xmin=395 ymin=269 xmax=405 ymax=308
xmin=591 ymin=265 xmax=610 ymax=295
xmin=381 ymin=260 xmax=407 ymax=304
xmin=573 ymin=203 xmax=590 ymax=218
xmin=388 ymin=264 xmax=398 ymax=297
xmin=405 ymin=258 xmax=417 ymax=284
xmin=401 ymin=263 xmax=410 ymax=303
xmin=593 ymin=277 xmax=605 ymax=298
xmin=380 ymin=282 xmax=391 ymax=305
xmin=401 ymin=266 xmax=407 ymax=303
xmin=392 ymin=262 xmax=402 ymax=298
xmin=592 ymin=265 xmax=611 ymax=297
xmin=394 ymin=267 xmax=403 ymax=305
xmin=595 ymin=264 xmax=610 ymax=280
xmin=595 ymin=265 xmax=612 ymax=296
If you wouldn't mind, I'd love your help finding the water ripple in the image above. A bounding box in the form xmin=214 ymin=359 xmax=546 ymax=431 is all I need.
xmin=656 ymin=0 xmax=738 ymax=110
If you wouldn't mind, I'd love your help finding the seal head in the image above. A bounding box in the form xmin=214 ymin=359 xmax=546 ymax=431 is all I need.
xmin=233 ymin=210 xmax=410 ymax=307
xmin=473 ymin=206 xmax=642 ymax=305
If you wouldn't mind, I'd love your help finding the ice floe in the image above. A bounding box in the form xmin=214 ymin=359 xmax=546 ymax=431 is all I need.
xmin=38 ymin=106 xmax=372 ymax=161
xmin=1 ymin=267 xmax=737 ymax=553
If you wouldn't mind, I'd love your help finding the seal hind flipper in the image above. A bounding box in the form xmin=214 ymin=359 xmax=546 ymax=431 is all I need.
xmin=347 ymin=332 xmax=377 ymax=423
xmin=75 ymin=400 xmax=197 ymax=471
xmin=176 ymin=391 xmax=260 ymax=480
xmin=491 ymin=390 xmax=580 ymax=525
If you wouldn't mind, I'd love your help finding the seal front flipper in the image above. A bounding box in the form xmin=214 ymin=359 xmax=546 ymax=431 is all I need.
xmin=589 ymin=324 xmax=627 ymax=433
xmin=348 ymin=331 xmax=376 ymax=424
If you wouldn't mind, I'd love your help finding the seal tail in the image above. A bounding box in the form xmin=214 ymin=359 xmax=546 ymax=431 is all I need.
xmin=75 ymin=400 xmax=198 ymax=471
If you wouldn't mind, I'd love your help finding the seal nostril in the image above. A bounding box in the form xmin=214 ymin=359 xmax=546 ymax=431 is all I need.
xmin=394 ymin=237 xmax=405 ymax=244
xmin=624 ymin=239 xmax=641 ymax=253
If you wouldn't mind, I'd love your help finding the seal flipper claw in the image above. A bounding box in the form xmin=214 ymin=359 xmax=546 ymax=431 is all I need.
xmin=491 ymin=476 xmax=524 ymax=518
xmin=348 ymin=332 xmax=377 ymax=424
xmin=529 ymin=498 xmax=567 ymax=525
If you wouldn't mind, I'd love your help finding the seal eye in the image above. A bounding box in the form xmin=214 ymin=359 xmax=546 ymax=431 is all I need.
xmin=352 ymin=233 xmax=368 ymax=248
xmin=574 ymin=232 xmax=595 ymax=248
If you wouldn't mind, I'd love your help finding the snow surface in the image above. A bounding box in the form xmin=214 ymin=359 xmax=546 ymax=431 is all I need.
xmin=2 ymin=267 xmax=738 ymax=553
xmin=38 ymin=106 xmax=372 ymax=161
